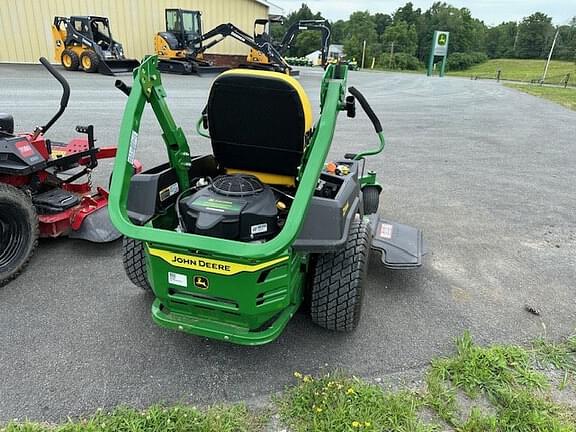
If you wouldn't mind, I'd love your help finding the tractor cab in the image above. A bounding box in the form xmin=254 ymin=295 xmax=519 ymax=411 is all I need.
xmin=164 ymin=9 xmax=203 ymax=50
xmin=67 ymin=16 xmax=120 ymax=59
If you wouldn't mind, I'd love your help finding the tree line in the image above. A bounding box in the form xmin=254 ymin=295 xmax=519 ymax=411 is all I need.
xmin=271 ymin=2 xmax=576 ymax=71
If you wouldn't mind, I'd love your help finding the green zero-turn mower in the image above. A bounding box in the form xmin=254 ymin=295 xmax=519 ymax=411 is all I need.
xmin=109 ymin=56 xmax=425 ymax=346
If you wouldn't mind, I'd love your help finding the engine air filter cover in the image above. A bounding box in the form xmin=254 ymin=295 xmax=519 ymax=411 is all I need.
xmin=179 ymin=174 xmax=278 ymax=241
xmin=211 ymin=174 xmax=264 ymax=196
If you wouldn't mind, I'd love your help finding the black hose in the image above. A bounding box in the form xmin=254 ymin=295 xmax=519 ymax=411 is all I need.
xmin=348 ymin=86 xmax=382 ymax=134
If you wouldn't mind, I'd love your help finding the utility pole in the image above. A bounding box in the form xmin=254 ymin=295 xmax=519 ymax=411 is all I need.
xmin=389 ymin=41 xmax=395 ymax=69
xmin=513 ymin=22 xmax=520 ymax=52
xmin=361 ymin=40 xmax=367 ymax=69
xmin=542 ymin=28 xmax=560 ymax=83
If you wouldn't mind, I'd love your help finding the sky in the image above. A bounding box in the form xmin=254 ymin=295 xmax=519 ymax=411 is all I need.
xmin=267 ymin=0 xmax=575 ymax=26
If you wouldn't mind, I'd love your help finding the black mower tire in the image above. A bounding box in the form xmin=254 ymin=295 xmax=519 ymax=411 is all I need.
xmin=61 ymin=49 xmax=80 ymax=71
xmin=122 ymin=236 xmax=151 ymax=291
xmin=80 ymin=50 xmax=100 ymax=73
xmin=362 ymin=186 xmax=381 ymax=215
xmin=0 ymin=183 xmax=39 ymax=287
xmin=310 ymin=217 xmax=372 ymax=332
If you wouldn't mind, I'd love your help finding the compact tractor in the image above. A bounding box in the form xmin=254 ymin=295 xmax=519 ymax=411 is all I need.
xmin=52 ymin=16 xmax=140 ymax=75
xmin=0 ymin=58 xmax=138 ymax=286
xmin=110 ymin=56 xmax=425 ymax=345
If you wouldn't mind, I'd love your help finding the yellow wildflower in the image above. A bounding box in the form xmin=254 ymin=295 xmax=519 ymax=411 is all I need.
xmin=315 ymin=407 xmax=323 ymax=413
xmin=346 ymin=387 xmax=356 ymax=395
xmin=293 ymin=371 xmax=303 ymax=379
xmin=365 ymin=421 xmax=371 ymax=427
xmin=303 ymin=375 xmax=312 ymax=383
xmin=352 ymin=421 xmax=361 ymax=428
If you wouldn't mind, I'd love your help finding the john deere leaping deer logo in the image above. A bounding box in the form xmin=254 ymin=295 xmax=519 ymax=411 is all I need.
xmin=194 ymin=276 xmax=209 ymax=289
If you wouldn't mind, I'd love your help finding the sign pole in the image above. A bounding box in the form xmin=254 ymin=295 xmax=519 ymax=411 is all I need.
xmin=427 ymin=31 xmax=437 ymax=76
xmin=439 ymin=33 xmax=449 ymax=77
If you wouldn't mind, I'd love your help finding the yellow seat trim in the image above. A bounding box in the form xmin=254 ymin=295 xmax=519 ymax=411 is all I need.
xmin=225 ymin=169 xmax=295 ymax=187
xmin=218 ymin=68 xmax=314 ymax=132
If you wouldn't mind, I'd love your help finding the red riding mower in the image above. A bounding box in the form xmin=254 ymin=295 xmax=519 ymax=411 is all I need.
xmin=0 ymin=58 xmax=139 ymax=286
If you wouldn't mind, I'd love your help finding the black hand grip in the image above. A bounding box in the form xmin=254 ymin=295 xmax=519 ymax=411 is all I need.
xmin=115 ymin=80 xmax=132 ymax=96
xmin=40 ymin=57 xmax=70 ymax=109
xmin=39 ymin=57 xmax=71 ymax=134
xmin=348 ymin=86 xmax=382 ymax=133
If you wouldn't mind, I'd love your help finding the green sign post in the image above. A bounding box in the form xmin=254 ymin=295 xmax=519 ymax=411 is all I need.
xmin=427 ymin=31 xmax=450 ymax=77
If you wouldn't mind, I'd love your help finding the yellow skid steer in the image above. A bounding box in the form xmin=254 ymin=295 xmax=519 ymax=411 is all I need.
xmin=52 ymin=16 xmax=139 ymax=75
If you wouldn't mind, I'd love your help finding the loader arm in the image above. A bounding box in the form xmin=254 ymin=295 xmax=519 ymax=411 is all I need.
xmin=190 ymin=23 xmax=291 ymax=73
xmin=277 ymin=20 xmax=331 ymax=66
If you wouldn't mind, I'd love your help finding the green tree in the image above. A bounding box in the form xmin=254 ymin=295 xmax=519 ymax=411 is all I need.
xmin=418 ymin=2 xmax=487 ymax=60
xmin=382 ymin=21 xmax=418 ymax=55
xmin=343 ymin=11 xmax=380 ymax=65
xmin=555 ymin=25 xmax=576 ymax=61
xmin=374 ymin=13 xmax=392 ymax=38
xmin=515 ymin=12 xmax=554 ymax=58
xmin=486 ymin=21 xmax=517 ymax=58
xmin=331 ymin=19 xmax=348 ymax=44
xmin=393 ymin=2 xmax=422 ymax=25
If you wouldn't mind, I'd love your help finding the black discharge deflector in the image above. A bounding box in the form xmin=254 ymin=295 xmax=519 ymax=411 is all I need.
xmin=368 ymin=214 xmax=426 ymax=269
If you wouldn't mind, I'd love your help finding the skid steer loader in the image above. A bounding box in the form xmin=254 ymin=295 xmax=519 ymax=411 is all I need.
xmin=51 ymin=16 xmax=140 ymax=75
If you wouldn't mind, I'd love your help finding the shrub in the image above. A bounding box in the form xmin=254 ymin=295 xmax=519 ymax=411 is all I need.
xmin=446 ymin=52 xmax=488 ymax=71
xmin=379 ymin=52 xmax=423 ymax=70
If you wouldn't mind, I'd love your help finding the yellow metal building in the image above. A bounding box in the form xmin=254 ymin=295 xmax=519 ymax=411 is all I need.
xmin=0 ymin=0 xmax=271 ymax=63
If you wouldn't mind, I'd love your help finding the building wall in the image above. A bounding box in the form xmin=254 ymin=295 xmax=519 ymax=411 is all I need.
xmin=0 ymin=0 xmax=269 ymax=63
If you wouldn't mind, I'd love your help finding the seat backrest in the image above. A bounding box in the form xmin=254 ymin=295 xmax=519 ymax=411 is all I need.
xmin=207 ymin=69 xmax=313 ymax=178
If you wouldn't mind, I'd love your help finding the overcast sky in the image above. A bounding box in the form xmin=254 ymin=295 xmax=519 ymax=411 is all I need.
xmin=268 ymin=1 xmax=575 ymax=26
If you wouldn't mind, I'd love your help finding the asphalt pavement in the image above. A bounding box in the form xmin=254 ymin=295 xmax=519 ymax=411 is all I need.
xmin=0 ymin=64 xmax=575 ymax=422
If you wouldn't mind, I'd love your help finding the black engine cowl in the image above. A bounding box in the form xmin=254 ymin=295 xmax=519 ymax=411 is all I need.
xmin=178 ymin=174 xmax=278 ymax=241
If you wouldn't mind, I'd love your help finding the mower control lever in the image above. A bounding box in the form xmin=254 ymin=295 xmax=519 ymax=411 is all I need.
xmin=35 ymin=57 xmax=71 ymax=138
xmin=115 ymin=80 xmax=132 ymax=97
xmin=348 ymin=87 xmax=382 ymax=133
xmin=347 ymin=87 xmax=385 ymax=161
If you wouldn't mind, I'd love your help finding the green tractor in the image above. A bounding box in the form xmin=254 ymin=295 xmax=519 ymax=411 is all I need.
xmin=109 ymin=56 xmax=425 ymax=345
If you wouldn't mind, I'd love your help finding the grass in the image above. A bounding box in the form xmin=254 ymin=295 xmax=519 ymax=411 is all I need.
xmin=277 ymin=372 xmax=435 ymax=431
xmin=4 ymin=332 xmax=576 ymax=431
xmin=2 ymin=404 xmax=268 ymax=432
xmin=425 ymin=332 xmax=576 ymax=432
xmin=504 ymin=83 xmax=576 ymax=111
xmin=448 ymin=58 xmax=576 ymax=83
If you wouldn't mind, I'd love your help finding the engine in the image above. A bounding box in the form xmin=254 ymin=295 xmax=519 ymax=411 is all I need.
xmin=178 ymin=174 xmax=279 ymax=242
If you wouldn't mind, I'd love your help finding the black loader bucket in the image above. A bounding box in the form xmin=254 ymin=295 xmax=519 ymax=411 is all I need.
xmin=157 ymin=58 xmax=228 ymax=76
xmin=98 ymin=59 xmax=141 ymax=76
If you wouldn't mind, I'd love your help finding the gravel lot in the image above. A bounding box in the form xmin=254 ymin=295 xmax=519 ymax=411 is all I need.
xmin=1 ymin=64 xmax=575 ymax=422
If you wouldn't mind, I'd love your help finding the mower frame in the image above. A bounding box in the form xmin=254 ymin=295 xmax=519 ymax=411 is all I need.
xmin=110 ymin=56 xmax=385 ymax=344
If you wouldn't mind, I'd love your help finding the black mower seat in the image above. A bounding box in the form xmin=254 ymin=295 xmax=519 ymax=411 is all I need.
xmin=207 ymin=69 xmax=313 ymax=184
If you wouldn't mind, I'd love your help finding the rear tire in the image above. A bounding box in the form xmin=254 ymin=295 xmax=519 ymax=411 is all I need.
xmin=362 ymin=186 xmax=380 ymax=215
xmin=310 ymin=217 xmax=372 ymax=331
xmin=0 ymin=183 xmax=39 ymax=287
xmin=80 ymin=50 xmax=100 ymax=73
xmin=122 ymin=236 xmax=151 ymax=291
xmin=61 ymin=49 xmax=79 ymax=71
